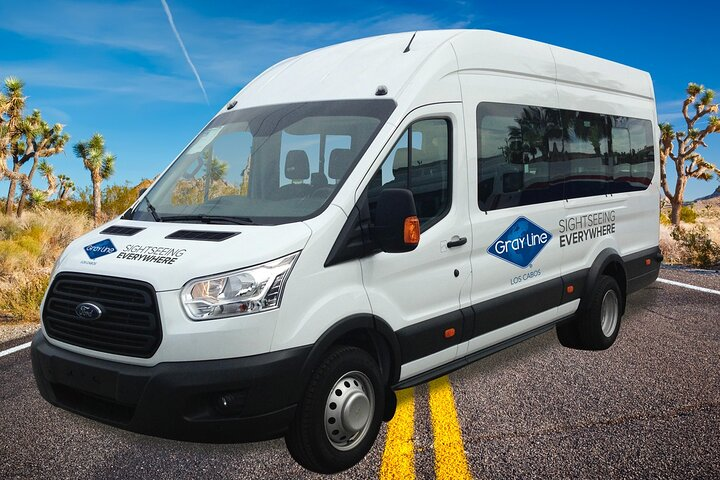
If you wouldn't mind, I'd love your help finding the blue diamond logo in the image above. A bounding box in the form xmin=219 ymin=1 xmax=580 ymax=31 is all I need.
xmin=487 ymin=217 xmax=552 ymax=268
xmin=84 ymin=239 xmax=117 ymax=260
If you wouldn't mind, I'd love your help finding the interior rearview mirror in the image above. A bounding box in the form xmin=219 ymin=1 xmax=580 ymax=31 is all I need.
xmin=373 ymin=188 xmax=420 ymax=253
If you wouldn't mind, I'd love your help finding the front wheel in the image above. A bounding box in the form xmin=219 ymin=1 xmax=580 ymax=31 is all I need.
xmin=285 ymin=346 xmax=385 ymax=473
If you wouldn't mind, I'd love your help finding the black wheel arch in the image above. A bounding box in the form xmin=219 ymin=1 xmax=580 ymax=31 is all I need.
xmin=299 ymin=314 xmax=402 ymax=392
xmin=581 ymin=248 xmax=627 ymax=314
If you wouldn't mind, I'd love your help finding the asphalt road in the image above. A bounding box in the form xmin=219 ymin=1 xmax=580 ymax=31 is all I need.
xmin=1 ymin=268 xmax=718 ymax=479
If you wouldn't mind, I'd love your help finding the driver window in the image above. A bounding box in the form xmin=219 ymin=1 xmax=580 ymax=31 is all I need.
xmin=367 ymin=118 xmax=450 ymax=228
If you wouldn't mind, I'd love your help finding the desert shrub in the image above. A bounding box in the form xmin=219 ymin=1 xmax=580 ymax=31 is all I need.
xmin=659 ymin=227 xmax=683 ymax=264
xmin=659 ymin=212 xmax=671 ymax=226
xmin=45 ymin=179 xmax=152 ymax=224
xmin=680 ymin=206 xmax=697 ymax=223
xmin=102 ymin=181 xmax=149 ymax=216
xmin=0 ymin=209 xmax=93 ymax=323
xmin=670 ymin=225 xmax=720 ymax=268
xmin=0 ymin=275 xmax=48 ymax=324
xmin=1 ymin=180 xmax=151 ymax=323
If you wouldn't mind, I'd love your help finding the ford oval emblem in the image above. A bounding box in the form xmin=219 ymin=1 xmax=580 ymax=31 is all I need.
xmin=75 ymin=302 xmax=103 ymax=320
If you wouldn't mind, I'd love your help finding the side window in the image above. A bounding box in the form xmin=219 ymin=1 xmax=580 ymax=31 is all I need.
xmin=627 ymin=119 xmax=655 ymax=191
xmin=368 ymin=118 xmax=450 ymax=228
xmin=477 ymin=103 xmax=564 ymax=210
xmin=610 ymin=117 xmax=654 ymax=193
xmin=477 ymin=102 xmax=655 ymax=209
xmin=563 ymin=111 xmax=610 ymax=199
xmin=610 ymin=117 xmax=632 ymax=193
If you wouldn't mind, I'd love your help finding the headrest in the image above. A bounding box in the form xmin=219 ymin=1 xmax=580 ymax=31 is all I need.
xmin=328 ymin=149 xmax=354 ymax=180
xmin=393 ymin=148 xmax=409 ymax=171
xmin=285 ymin=150 xmax=310 ymax=180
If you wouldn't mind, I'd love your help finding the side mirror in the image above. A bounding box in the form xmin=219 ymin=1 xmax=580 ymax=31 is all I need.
xmin=137 ymin=187 xmax=147 ymax=199
xmin=373 ymin=188 xmax=420 ymax=253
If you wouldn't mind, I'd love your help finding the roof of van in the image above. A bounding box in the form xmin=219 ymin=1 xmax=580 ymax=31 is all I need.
xmin=227 ymin=30 xmax=654 ymax=110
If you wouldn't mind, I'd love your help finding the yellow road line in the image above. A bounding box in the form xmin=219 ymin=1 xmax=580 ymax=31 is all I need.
xmin=428 ymin=376 xmax=472 ymax=480
xmin=380 ymin=388 xmax=415 ymax=480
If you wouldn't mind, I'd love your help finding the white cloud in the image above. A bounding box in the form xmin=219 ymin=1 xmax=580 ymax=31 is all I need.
xmin=0 ymin=0 xmax=484 ymax=117
xmin=0 ymin=0 xmax=173 ymax=55
xmin=2 ymin=1 xmax=470 ymax=99
xmin=0 ymin=61 xmax=208 ymax=104
xmin=657 ymin=112 xmax=685 ymax=124
xmin=160 ymin=0 xmax=208 ymax=104
xmin=655 ymin=98 xmax=685 ymax=111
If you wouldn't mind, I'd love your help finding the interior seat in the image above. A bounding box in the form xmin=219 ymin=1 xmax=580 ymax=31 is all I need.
xmin=278 ymin=150 xmax=313 ymax=199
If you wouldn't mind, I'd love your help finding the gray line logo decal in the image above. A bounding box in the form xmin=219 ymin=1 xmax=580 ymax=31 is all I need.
xmin=487 ymin=217 xmax=552 ymax=268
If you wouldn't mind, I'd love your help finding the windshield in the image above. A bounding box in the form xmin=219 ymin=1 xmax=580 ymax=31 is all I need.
xmin=131 ymin=99 xmax=396 ymax=224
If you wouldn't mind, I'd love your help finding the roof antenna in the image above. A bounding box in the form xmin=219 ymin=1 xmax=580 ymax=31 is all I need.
xmin=403 ymin=32 xmax=417 ymax=53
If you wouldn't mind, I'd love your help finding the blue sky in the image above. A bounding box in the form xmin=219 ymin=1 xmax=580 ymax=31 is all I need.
xmin=1 ymin=0 xmax=718 ymax=200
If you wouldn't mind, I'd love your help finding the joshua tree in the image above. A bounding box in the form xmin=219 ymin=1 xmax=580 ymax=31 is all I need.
xmin=37 ymin=161 xmax=58 ymax=199
xmin=0 ymin=77 xmax=27 ymax=210
xmin=1 ymin=79 xmax=69 ymax=215
xmin=659 ymin=83 xmax=720 ymax=225
xmin=4 ymin=135 xmax=31 ymax=214
xmin=56 ymin=174 xmax=75 ymax=201
xmin=14 ymin=110 xmax=69 ymax=216
xmin=74 ymin=133 xmax=115 ymax=225
xmin=12 ymin=161 xmax=59 ymax=210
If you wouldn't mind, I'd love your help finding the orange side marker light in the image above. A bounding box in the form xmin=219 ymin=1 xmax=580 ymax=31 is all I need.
xmin=444 ymin=328 xmax=456 ymax=339
xmin=645 ymin=258 xmax=652 ymax=266
xmin=566 ymin=285 xmax=574 ymax=294
xmin=404 ymin=216 xmax=420 ymax=245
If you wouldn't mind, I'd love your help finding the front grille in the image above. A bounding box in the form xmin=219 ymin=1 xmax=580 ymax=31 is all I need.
xmin=43 ymin=273 xmax=162 ymax=358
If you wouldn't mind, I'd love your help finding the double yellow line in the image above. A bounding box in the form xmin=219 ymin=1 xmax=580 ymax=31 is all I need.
xmin=380 ymin=376 xmax=472 ymax=480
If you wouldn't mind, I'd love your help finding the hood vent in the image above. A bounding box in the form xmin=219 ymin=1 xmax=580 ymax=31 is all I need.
xmin=100 ymin=226 xmax=145 ymax=236
xmin=166 ymin=230 xmax=239 ymax=242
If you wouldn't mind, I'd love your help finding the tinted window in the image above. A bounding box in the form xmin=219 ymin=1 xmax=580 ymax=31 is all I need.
xmin=610 ymin=117 xmax=654 ymax=193
xmin=477 ymin=102 xmax=654 ymax=210
xmin=368 ymin=118 xmax=450 ymax=228
xmin=477 ymin=103 xmax=564 ymax=210
xmin=563 ymin=110 xmax=610 ymax=199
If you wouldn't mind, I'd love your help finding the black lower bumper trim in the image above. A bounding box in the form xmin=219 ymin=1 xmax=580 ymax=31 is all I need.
xmin=31 ymin=332 xmax=310 ymax=443
xmin=624 ymin=246 xmax=662 ymax=294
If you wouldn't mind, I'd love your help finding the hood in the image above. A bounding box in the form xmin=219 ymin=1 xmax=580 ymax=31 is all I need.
xmin=56 ymin=220 xmax=313 ymax=291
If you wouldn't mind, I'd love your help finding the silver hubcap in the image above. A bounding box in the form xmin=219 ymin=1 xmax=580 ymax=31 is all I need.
xmin=600 ymin=290 xmax=619 ymax=337
xmin=324 ymin=371 xmax=375 ymax=451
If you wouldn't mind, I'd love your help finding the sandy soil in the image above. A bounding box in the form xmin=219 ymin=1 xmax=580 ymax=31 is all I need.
xmin=0 ymin=322 xmax=39 ymax=344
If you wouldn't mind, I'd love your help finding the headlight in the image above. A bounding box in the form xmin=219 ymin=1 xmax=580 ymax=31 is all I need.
xmin=181 ymin=252 xmax=299 ymax=320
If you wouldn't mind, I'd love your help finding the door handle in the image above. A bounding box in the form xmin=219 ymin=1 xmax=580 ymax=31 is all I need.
xmin=447 ymin=236 xmax=467 ymax=248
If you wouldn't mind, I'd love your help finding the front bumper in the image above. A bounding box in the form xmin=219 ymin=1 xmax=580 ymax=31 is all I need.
xmin=31 ymin=332 xmax=311 ymax=443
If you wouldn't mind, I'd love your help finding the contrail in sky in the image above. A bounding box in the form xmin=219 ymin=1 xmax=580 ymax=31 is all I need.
xmin=160 ymin=0 xmax=209 ymax=104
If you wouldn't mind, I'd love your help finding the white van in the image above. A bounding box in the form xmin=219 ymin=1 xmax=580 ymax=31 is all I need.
xmin=31 ymin=30 xmax=662 ymax=473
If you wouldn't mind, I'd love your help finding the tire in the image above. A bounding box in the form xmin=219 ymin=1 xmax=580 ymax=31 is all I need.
xmin=556 ymin=275 xmax=623 ymax=350
xmin=555 ymin=318 xmax=581 ymax=348
xmin=285 ymin=346 xmax=385 ymax=474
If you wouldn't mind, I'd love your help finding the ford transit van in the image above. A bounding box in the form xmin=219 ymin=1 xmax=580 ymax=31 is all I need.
xmin=31 ymin=30 xmax=662 ymax=473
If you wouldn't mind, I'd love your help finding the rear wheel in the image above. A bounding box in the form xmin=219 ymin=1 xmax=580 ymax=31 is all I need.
xmin=285 ymin=346 xmax=384 ymax=473
xmin=556 ymin=275 xmax=623 ymax=350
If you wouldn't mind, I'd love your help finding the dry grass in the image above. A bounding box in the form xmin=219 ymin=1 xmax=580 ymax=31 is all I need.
xmin=660 ymin=203 xmax=720 ymax=269
xmin=0 ymin=209 xmax=93 ymax=324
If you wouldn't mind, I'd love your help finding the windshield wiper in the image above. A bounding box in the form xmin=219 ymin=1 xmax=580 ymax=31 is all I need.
xmin=143 ymin=197 xmax=162 ymax=222
xmin=160 ymin=215 xmax=254 ymax=225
